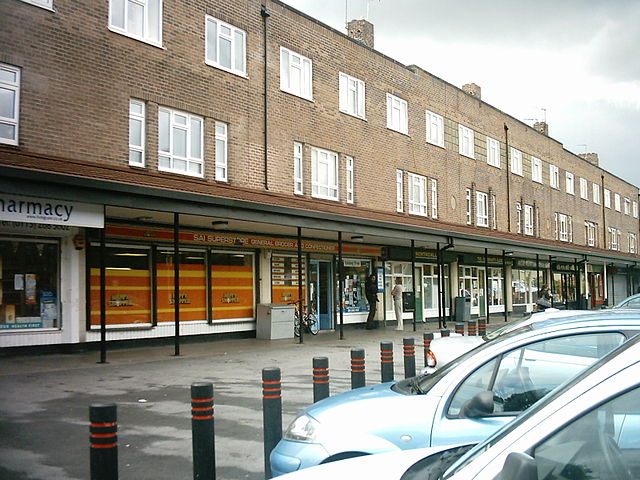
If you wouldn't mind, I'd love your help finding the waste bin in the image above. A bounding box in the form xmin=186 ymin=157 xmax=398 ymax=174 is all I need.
xmin=454 ymin=296 xmax=471 ymax=323
xmin=402 ymin=291 xmax=415 ymax=312
xmin=256 ymin=303 xmax=295 ymax=339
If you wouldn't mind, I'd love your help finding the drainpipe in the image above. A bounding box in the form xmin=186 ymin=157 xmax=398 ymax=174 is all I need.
xmin=601 ymin=174 xmax=607 ymax=248
xmin=261 ymin=5 xmax=271 ymax=190
xmin=504 ymin=124 xmax=511 ymax=232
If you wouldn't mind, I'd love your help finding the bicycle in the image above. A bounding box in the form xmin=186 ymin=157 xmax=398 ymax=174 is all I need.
xmin=290 ymin=300 xmax=319 ymax=336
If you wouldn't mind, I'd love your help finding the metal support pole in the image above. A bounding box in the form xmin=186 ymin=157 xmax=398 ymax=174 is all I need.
xmin=99 ymin=225 xmax=107 ymax=364
xmin=549 ymin=255 xmax=555 ymax=308
xmin=312 ymin=357 xmax=329 ymax=402
xmin=403 ymin=338 xmax=416 ymax=378
xmin=484 ymin=248 xmax=490 ymax=324
xmin=536 ymin=254 xmax=540 ymax=308
xmin=350 ymin=348 xmax=365 ymax=389
xmin=262 ymin=368 xmax=281 ymax=479
xmin=338 ymin=231 xmax=344 ymax=340
xmin=436 ymin=243 xmax=442 ymax=328
xmin=380 ymin=341 xmax=394 ymax=383
xmin=90 ymin=403 xmax=118 ymax=480
xmin=411 ymin=239 xmax=416 ymax=331
xmin=191 ymin=382 xmax=215 ymax=480
xmin=297 ymin=227 xmax=303 ymax=344
xmin=502 ymin=250 xmax=508 ymax=322
xmin=174 ymin=212 xmax=180 ymax=356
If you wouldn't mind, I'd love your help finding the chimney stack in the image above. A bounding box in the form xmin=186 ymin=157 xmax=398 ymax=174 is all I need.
xmin=347 ymin=19 xmax=374 ymax=48
xmin=533 ymin=121 xmax=549 ymax=136
xmin=578 ymin=152 xmax=599 ymax=166
xmin=462 ymin=83 xmax=481 ymax=99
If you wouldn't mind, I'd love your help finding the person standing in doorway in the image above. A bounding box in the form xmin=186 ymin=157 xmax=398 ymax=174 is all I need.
xmin=391 ymin=277 xmax=404 ymax=331
xmin=365 ymin=273 xmax=379 ymax=329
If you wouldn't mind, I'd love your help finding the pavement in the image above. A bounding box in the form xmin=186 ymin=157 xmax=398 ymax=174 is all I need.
xmin=0 ymin=317 xmax=520 ymax=480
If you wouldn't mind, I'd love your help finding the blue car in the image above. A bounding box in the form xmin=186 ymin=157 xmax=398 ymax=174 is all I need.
xmin=270 ymin=310 xmax=640 ymax=476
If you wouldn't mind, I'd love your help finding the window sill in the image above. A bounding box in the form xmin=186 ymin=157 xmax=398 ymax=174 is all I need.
xmin=426 ymin=141 xmax=445 ymax=149
xmin=18 ymin=0 xmax=55 ymax=11
xmin=387 ymin=127 xmax=410 ymax=137
xmin=280 ymin=88 xmax=313 ymax=103
xmin=339 ymin=110 xmax=367 ymax=122
xmin=511 ymin=171 xmax=524 ymax=177
xmin=108 ymin=26 xmax=165 ymax=50
xmin=459 ymin=152 xmax=475 ymax=160
xmin=158 ymin=166 xmax=204 ymax=179
xmin=204 ymin=61 xmax=248 ymax=79
xmin=311 ymin=194 xmax=339 ymax=202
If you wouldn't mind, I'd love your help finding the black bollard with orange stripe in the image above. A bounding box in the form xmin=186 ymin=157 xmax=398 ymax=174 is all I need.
xmin=350 ymin=348 xmax=366 ymax=389
xmin=191 ymin=382 xmax=215 ymax=480
xmin=89 ymin=403 xmax=118 ymax=480
xmin=380 ymin=341 xmax=394 ymax=383
xmin=440 ymin=329 xmax=450 ymax=337
xmin=468 ymin=320 xmax=477 ymax=336
xmin=423 ymin=332 xmax=433 ymax=366
xmin=478 ymin=318 xmax=487 ymax=336
xmin=403 ymin=338 xmax=416 ymax=378
xmin=262 ymin=367 xmax=282 ymax=479
xmin=312 ymin=357 xmax=329 ymax=402
xmin=455 ymin=323 xmax=464 ymax=335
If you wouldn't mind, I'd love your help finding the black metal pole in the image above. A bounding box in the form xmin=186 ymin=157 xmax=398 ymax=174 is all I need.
xmin=549 ymin=255 xmax=555 ymax=308
xmin=262 ymin=367 xmax=281 ymax=479
xmin=297 ymin=227 xmax=303 ymax=344
xmin=350 ymin=348 xmax=365 ymax=389
xmin=484 ymin=248 xmax=490 ymax=324
xmin=536 ymin=254 xmax=540 ymax=309
xmin=436 ymin=243 xmax=442 ymax=328
xmin=99 ymin=225 xmax=107 ymax=364
xmin=90 ymin=403 xmax=118 ymax=480
xmin=502 ymin=250 xmax=508 ymax=322
xmin=191 ymin=382 xmax=215 ymax=480
xmin=174 ymin=212 xmax=180 ymax=356
xmin=312 ymin=357 xmax=329 ymax=402
xmin=411 ymin=240 xmax=416 ymax=331
xmin=338 ymin=231 xmax=344 ymax=340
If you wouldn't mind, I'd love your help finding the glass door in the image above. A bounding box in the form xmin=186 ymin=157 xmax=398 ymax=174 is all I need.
xmin=309 ymin=260 xmax=333 ymax=330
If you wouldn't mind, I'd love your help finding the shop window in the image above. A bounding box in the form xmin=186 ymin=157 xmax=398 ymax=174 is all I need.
xmin=487 ymin=267 xmax=504 ymax=306
xmin=89 ymin=245 xmax=151 ymax=327
xmin=0 ymin=239 xmax=59 ymax=330
xmin=156 ymin=250 xmax=206 ymax=323
xmin=422 ymin=264 xmax=448 ymax=311
xmin=271 ymin=255 xmax=305 ymax=304
xmin=512 ymin=269 xmax=539 ymax=306
xmin=385 ymin=262 xmax=413 ymax=311
xmin=341 ymin=259 xmax=371 ymax=313
xmin=211 ymin=251 xmax=254 ymax=320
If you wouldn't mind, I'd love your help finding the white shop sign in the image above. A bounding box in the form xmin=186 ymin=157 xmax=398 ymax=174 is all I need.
xmin=0 ymin=194 xmax=104 ymax=228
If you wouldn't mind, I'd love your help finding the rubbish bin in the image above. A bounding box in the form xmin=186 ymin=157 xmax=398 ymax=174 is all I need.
xmin=256 ymin=303 xmax=295 ymax=339
xmin=402 ymin=291 xmax=415 ymax=312
xmin=454 ymin=296 xmax=471 ymax=323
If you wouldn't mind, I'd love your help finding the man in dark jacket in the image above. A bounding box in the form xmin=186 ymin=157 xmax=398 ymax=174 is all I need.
xmin=365 ymin=273 xmax=379 ymax=329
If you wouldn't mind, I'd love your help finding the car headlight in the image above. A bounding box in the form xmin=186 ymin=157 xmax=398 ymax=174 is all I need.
xmin=426 ymin=350 xmax=437 ymax=368
xmin=284 ymin=414 xmax=320 ymax=443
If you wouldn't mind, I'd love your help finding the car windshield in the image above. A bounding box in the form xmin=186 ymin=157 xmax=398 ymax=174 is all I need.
xmin=440 ymin=335 xmax=639 ymax=479
xmin=399 ymin=444 xmax=474 ymax=480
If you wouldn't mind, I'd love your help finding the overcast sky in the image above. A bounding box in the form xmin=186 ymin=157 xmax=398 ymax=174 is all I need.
xmin=282 ymin=0 xmax=640 ymax=188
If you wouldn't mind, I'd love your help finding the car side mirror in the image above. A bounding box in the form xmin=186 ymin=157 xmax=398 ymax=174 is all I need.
xmin=458 ymin=391 xmax=494 ymax=418
xmin=498 ymin=452 xmax=537 ymax=480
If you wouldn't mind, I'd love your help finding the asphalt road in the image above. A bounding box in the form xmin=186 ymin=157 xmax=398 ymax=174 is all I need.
xmin=0 ymin=320 xmax=511 ymax=480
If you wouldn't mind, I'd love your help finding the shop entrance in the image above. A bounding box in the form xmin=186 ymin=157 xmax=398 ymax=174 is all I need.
xmin=553 ymin=272 xmax=577 ymax=308
xmin=309 ymin=260 xmax=333 ymax=330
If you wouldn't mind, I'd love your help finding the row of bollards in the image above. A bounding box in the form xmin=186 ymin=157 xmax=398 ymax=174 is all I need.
xmin=89 ymin=328 xmax=478 ymax=480
xmin=453 ymin=318 xmax=488 ymax=337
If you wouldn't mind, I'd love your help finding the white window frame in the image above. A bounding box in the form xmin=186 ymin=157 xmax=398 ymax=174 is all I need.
xmin=280 ymin=47 xmax=313 ymax=101
xmin=630 ymin=233 xmax=637 ymax=254
xmin=585 ymin=221 xmax=597 ymax=247
xmin=565 ymin=171 xmax=575 ymax=195
xmin=633 ymin=201 xmax=638 ymax=219
xmin=339 ymin=72 xmax=365 ymax=120
xmin=293 ymin=142 xmax=303 ymax=195
xmin=158 ymin=107 xmax=203 ymax=178
xmin=346 ymin=156 xmax=354 ymax=204
xmin=396 ymin=170 xmax=403 ymax=212
xmin=458 ymin=124 xmax=474 ymax=159
xmin=624 ymin=197 xmax=631 ymax=216
xmin=531 ymin=156 xmax=542 ymax=183
xmin=614 ymin=193 xmax=621 ymax=212
xmin=426 ymin=110 xmax=444 ymax=148
xmin=593 ymin=183 xmax=601 ymax=205
xmin=431 ymin=178 xmax=438 ymax=219
xmin=516 ymin=202 xmax=522 ymax=234
xmin=386 ymin=93 xmax=408 ymax=135
xmin=604 ymin=188 xmax=611 ymax=209
xmin=18 ymin=0 xmax=54 ymax=10
xmin=510 ymin=147 xmax=523 ymax=176
xmin=607 ymin=226 xmax=620 ymax=251
xmin=205 ymin=16 xmax=246 ymax=77
xmin=476 ymin=191 xmax=489 ymax=227
xmin=486 ymin=136 xmax=500 ymax=168
xmin=0 ymin=63 xmax=21 ymax=146
xmin=214 ymin=121 xmax=228 ymax=182
xmin=311 ymin=147 xmax=339 ymax=201
xmin=524 ymin=204 xmax=534 ymax=236
xmin=549 ymin=164 xmax=559 ymax=189
xmin=128 ymin=99 xmax=145 ymax=167
xmin=108 ymin=0 xmax=163 ymax=47
xmin=579 ymin=177 xmax=588 ymax=199
xmin=556 ymin=212 xmax=572 ymax=242
xmin=465 ymin=189 xmax=472 ymax=225
xmin=408 ymin=173 xmax=428 ymax=216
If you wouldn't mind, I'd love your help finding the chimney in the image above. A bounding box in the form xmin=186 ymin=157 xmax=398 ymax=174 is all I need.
xmin=578 ymin=152 xmax=599 ymax=166
xmin=533 ymin=121 xmax=549 ymax=136
xmin=462 ymin=83 xmax=481 ymax=99
xmin=347 ymin=19 xmax=374 ymax=48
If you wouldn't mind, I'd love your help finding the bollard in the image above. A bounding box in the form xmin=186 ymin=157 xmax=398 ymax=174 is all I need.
xmin=468 ymin=320 xmax=477 ymax=336
xmin=423 ymin=332 xmax=434 ymax=367
xmin=478 ymin=318 xmax=487 ymax=336
xmin=89 ymin=403 xmax=118 ymax=480
xmin=440 ymin=329 xmax=450 ymax=338
xmin=380 ymin=341 xmax=394 ymax=383
xmin=455 ymin=323 xmax=464 ymax=335
xmin=312 ymin=357 xmax=330 ymax=402
xmin=350 ymin=348 xmax=366 ymax=389
xmin=403 ymin=338 xmax=416 ymax=378
xmin=262 ymin=367 xmax=282 ymax=480
xmin=191 ymin=382 xmax=215 ymax=480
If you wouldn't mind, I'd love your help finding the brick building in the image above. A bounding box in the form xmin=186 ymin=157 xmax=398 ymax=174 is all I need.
xmin=1 ymin=0 xmax=638 ymax=350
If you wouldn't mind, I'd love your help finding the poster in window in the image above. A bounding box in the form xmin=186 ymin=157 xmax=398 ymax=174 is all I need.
xmin=14 ymin=274 xmax=24 ymax=291
xmin=25 ymin=274 xmax=37 ymax=305
xmin=40 ymin=290 xmax=57 ymax=327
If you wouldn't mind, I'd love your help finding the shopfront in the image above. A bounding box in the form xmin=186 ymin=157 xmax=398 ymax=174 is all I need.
xmin=511 ymin=259 xmax=549 ymax=313
xmin=458 ymin=254 xmax=508 ymax=316
xmin=551 ymin=262 xmax=580 ymax=309
xmin=588 ymin=264 xmax=605 ymax=308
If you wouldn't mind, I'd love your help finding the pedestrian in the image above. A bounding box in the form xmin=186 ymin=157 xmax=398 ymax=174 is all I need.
xmin=536 ymin=285 xmax=552 ymax=311
xmin=365 ymin=273 xmax=379 ymax=329
xmin=391 ymin=277 xmax=404 ymax=331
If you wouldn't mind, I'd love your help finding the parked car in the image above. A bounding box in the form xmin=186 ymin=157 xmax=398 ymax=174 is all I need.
xmin=270 ymin=310 xmax=640 ymax=476
xmin=275 ymin=331 xmax=640 ymax=479
xmin=614 ymin=293 xmax=640 ymax=309
xmin=424 ymin=308 xmax=589 ymax=371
